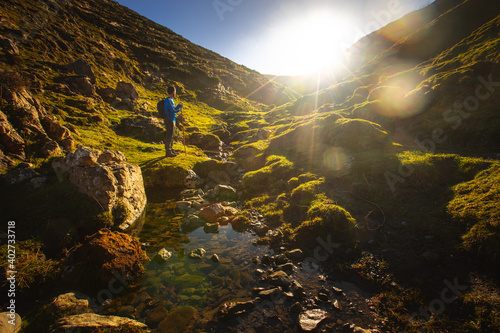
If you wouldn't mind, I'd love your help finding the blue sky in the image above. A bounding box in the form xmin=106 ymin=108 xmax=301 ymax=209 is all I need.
xmin=115 ymin=0 xmax=435 ymax=75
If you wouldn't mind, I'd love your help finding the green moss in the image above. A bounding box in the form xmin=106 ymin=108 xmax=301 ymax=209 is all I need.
xmin=288 ymin=197 xmax=358 ymax=248
xmin=241 ymin=155 xmax=296 ymax=195
xmin=447 ymin=163 xmax=500 ymax=258
xmin=290 ymin=178 xmax=324 ymax=206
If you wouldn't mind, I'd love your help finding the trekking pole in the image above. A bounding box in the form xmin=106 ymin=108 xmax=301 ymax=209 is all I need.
xmin=181 ymin=109 xmax=187 ymax=156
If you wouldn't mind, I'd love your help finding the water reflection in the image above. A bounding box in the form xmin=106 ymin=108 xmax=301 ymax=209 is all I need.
xmin=112 ymin=195 xmax=272 ymax=331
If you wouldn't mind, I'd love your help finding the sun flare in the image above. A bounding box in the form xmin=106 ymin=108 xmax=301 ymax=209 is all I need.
xmin=263 ymin=10 xmax=352 ymax=75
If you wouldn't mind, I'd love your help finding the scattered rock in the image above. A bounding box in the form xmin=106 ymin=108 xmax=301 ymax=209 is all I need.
xmin=210 ymin=254 xmax=220 ymax=263
xmin=298 ymin=309 xmax=328 ymax=332
xmin=286 ymin=249 xmax=304 ymax=261
xmin=184 ymin=169 xmax=202 ymax=189
xmin=267 ymin=270 xmax=292 ymax=289
xmin=217 ymin=300 xmax=256 ymax=321
xmin=214 ymin=184 xmax=238 ymax=201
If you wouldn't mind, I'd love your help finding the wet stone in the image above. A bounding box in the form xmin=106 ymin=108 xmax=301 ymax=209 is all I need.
xmin=210 ymin=254 xmax=220 ymax=263
xmin=267 ymin=270 xmax=292 ymax=290
xmin=298 ymin=309 xmax=328 ymax=331
xmin=218 ymin=300 xmax=256 ymax=321
xmin=188 ymin=248 xmax=206 ymax=259
xmin=153 ymin=248 xmax=172 ymax=264
xmin=286 ymin=249 xmax=304 ymax=261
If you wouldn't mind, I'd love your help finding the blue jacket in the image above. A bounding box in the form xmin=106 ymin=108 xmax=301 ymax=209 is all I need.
xmin=164 ymin=97 xmax=182 ymax=122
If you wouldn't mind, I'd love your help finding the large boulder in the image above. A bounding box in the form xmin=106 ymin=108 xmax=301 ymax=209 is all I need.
xmin=52 ymin=146 xmax=147 ymax=230
xmin=64 ymin=229 xmax=148 ymax=288
xmin=115 ymin=115 xmax=165 ymax=143
xmin=67 ymin=58 xmax=96 ymax=84
xmin=187 ymin=132 xmax=222 ymax=152
xmin=64 ymin=75 xmax=95 ymax=96
xmin=116 ymin=81 xmax=139 ymax=101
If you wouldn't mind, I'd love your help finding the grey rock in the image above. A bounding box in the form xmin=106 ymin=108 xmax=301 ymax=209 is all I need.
xmin=153 ymin=248 xmax=172 ymax=264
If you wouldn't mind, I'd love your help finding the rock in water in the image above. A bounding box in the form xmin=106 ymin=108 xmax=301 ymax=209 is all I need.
xmin=188 ymin=248 xmax=206 ymax=259
xmin=52 ymin=146 xmax=147 ymax=231
xmin=298 ymin=309 xmax=328 ymax=331
xmin=52 ymin=313 xmax=148 ymax=332
xmin=153 ymin=248 xmax=173 ymax=264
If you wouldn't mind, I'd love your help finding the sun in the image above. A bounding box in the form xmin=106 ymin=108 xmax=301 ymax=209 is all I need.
xmin=262 ymin=9 xmax=352 ymax=75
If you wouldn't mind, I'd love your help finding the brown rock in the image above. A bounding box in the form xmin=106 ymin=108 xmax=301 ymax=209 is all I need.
xmin=199 ymin=203 xmax=239 ymax=224
xmin=66 ymin=229 xmax=148 ymax=287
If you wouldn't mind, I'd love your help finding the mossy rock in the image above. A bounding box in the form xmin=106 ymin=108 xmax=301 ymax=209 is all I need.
xmin=290 ymin=179 xmax=325 ymax=206
xmin=289 ymin=198 xmax=358 ymax=248
xmin=324 ymin=118 xmax=391 ymax=152
xmin=447 ymin=163 xmax=500 ymax=260
xmin=242 ymin=155 xmax=296 ymax=196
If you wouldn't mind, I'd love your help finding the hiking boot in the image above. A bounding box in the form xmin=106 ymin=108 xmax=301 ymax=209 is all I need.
xmin=165 ymin=151 xmax=177 ymax=157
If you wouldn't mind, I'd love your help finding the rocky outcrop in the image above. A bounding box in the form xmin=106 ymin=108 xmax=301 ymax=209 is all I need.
xmin=0 ymin=110 xmax=25 ymax=158
xmin=51 ymin=313 xmax=148 ymax=332
xmin=0 ymin=84 xmax=75 ymax=159
xmin=52 ymin=146 xmax=147 ymax=230
xmin=64 ymin=228 xmax=148 ymax=288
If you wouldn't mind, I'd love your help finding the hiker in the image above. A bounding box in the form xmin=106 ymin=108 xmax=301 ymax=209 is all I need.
xmin=163 ymin=86 xmax=183 ymax=157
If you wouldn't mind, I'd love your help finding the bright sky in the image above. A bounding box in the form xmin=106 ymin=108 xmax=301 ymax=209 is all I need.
xmin=115 ymin=0 xmax=435 ymax=75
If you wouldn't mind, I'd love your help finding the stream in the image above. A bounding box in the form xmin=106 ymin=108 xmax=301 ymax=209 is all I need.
xmin=104 ymin=190 xmax=379 ymax=332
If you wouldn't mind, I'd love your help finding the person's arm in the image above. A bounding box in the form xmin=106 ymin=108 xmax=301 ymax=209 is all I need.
xmin=165 ymin=98 xmax=182 ymax=115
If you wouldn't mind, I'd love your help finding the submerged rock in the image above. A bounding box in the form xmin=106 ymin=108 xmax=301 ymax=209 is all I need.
xmin=188 ymin=248 xmax=206 ymax=260
xmin=154 ymin=248 xmax=173 ymax=264
xmin=52 ymin=313 xmax=148 ymax=332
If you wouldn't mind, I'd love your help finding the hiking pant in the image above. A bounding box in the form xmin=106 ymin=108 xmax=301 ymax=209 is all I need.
xmin=164 ymin=118 xmax=175 ymax=152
